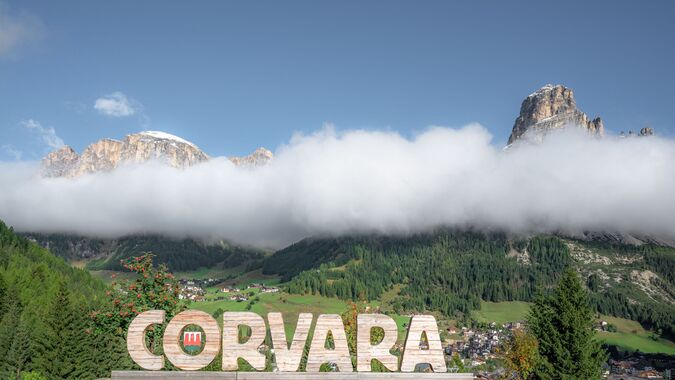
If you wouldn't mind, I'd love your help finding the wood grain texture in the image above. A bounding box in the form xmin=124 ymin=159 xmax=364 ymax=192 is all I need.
xmin=222 ymin=311 xmax=267 ymax=371
xmin=236 ymin=373 xmax=358 ymax=379
xmin=356 ymin=314 xmax=398 ymax=372
xmin=126 ymin=310 xmax=165 ymax=371
xmin=111 ymin=371 xmax=235 ymax=379
xmin=110 ymin=371 xmax=474 ymax=379
xmin=305 ymin=314 xmax=354 ymax=372
xmin=357 ymin=374 xmax=473 ymax=379
xmin=268 ymin=312 xmax=312 ymax=372
xmin=163 ymin=310 xmax=221 ymax=371
xmin=399 ymin=315 xmax=446 ymax=372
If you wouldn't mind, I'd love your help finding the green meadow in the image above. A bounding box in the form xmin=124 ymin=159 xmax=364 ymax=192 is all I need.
xmin=597 ymin=316 xmax=675 ymax=355
xmin=471 ymin=301 xmax=675 ymax=354
xmin=472 ymin=301 xmax=531 ymax=324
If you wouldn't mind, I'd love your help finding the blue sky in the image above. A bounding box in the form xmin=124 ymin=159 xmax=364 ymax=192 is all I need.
xmin=1 ymin=0 xmax=674 ymax=160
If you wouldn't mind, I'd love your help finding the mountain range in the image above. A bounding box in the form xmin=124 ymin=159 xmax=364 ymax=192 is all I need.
xmin=41 ymin=83 xmax=619 ymax=178
xmin=41 ymin=130 xmax=273 ymax=178
xmin=19 ymin=84 xmax=675 ymax=348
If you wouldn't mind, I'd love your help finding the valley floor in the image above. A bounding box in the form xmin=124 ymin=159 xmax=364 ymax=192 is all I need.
xmin=181 ymin=271 xmax=675 ymax=356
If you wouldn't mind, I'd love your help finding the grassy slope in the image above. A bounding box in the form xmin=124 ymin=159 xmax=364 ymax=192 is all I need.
xmin=472 ymin=301 xmax=531 ymax=324
xmin=472 ymin=301 xmax=675 ymax=354
xmin=597 ymin=316 xmax=675 ymax=355
xmin=94 ymin=261 xmax=673 ymax=355
xmin=189 ymin=285 xmax=414 ymax=343
xmin=191 ymin=290 xmax=349 ymax=338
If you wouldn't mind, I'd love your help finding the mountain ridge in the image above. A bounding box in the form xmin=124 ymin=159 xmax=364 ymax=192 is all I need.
xmin=507 ymin=83 xmax=605 ymax=145
xmin=41 ymin=131 xmax=273 ymax=178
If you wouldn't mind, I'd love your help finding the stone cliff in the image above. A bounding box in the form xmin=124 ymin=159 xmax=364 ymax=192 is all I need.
xmin=507 ymin=84 xmax=604 ymax=145
xmin=42 ymin=131 xmax=274 ymax=177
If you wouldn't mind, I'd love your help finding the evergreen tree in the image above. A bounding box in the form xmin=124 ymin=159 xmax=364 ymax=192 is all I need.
xmin=32 ymin=283 xmax=67 ymax=377
xmin=0 ymin=290 xmax=22 ymax=378
xmin=62 ymin=307 xmax=97 ymax=379
xmin=0 ymin=273 xmax=7 ymax=318
xmin=528 ymin=269 xmax=607 ymax=379
xmin=6 ymin=317 xmax=34 ymax=378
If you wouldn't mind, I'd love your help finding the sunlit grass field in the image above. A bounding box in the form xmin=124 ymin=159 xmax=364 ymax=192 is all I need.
xmin=471 ymin=301 xmax=675 ymax=354
xmin=472 ymin=301 xmax=531 ymax=324
xmin=597 ymin=316 xmax=675 ymax=354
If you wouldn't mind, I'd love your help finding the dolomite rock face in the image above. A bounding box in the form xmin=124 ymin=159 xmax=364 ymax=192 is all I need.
xmin=70 ymin=138 xmax=124 ymax=177
xmin=41 ymin=131 xmax=273 ymax=177
xmin=42 ymin=131 xmax=209 ymax=178
xmin=507 ymin=84 xmax=604 ymax=145
xmin=41 ymin=146 xmax=80 ymax=177
xmin=118 ymin=132 xmax=208 ymax=169
xmin=228 ymin=147 xmax=274 ymax=167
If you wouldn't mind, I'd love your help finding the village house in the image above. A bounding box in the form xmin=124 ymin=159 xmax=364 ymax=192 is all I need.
xmin=229 ymin=294 xmax=248 ymax=302
xmin=179 ymin=283 xmax=205 ymax=301
xmin=221 ymin=286 xmax=235 ymax=293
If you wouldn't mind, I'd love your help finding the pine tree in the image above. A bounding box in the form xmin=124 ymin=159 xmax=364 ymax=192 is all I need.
xmin=0 ymin=289 xmax=22 ymax=378
xmin=32 ymin=282 xmax=69 ymax=378
xmin=6 ymin=317 xmax=34 ymax=378
xmin=0 ymin=273 xmax=7 ymax=318
xmin=528 ymin=269 xmax=607 ymax=379
xmin=63 ymin=308 xmax=96 ymax=379
xmin=29 ymin=281 xmax=97 ymax=380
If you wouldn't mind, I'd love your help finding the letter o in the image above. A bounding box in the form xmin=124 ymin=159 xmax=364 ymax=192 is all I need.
xmin=163 ymin=310 xmax=220 ymax=370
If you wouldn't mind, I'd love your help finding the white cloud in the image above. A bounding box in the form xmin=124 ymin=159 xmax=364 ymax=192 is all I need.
xmin=0 ymin=125 xmax=674 ymax=249
xmin=20 ymin=119 xmax=64 ymax=149
xmin=0 ymin=2 xmax=44 ymax=58
xmin=94 ymin=92 xmax=140 ymax=117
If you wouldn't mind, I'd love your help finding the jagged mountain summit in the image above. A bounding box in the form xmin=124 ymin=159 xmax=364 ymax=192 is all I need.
xmin=229 ymin=147 xmax=274 ymax=167
xmin=41 ymin=131 xmax=272 ymax=178
xmin=507 ymin=84 xmax=605 ymax=145
xmin=42 ymin=131 xmax=209 ymax=177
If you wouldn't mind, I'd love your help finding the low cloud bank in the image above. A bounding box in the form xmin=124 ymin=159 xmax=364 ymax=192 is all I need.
xmin=1 ymin=125 xmax=674 ymax=248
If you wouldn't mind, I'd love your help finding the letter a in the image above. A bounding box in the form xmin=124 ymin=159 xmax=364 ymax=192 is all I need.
xmin=306 ymin=314 xmax=353 ymax=372
xmin=400 ymin=315 xmax=446 ymax=372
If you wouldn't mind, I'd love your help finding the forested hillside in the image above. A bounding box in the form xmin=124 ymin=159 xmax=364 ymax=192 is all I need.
xmin=0 ymin=221 xmax=130 ymax=379
xmin=24 ymin=233 xmax=266 ymax=272
xmin=263 ymin=230 xmax=675 ymax=339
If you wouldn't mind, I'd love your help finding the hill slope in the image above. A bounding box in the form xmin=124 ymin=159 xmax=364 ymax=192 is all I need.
xmin=263 ymin=230 xmax=675 ymax=339
xmin=0 ymin=220 xmax=123 ymax=378
xmin=24 ymin=233 xmax=267 ymax=272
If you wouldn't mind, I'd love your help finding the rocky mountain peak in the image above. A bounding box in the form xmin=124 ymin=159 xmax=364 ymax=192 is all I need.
xmin=41 ymin=131 xmax=209 ymax=178
xmin=507 ymin=84 xmax=604 ymax=145
xmin=41 ymin=131 xmax=274 ymax=177
xmin=228 ymin=147 xmax=274 ymax=167
xmin=41 ymin=145 xmax=80 ymax=177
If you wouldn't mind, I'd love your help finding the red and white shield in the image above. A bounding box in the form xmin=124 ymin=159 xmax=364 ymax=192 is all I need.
xmin=183 ymin=331 xmax=202 ymax=348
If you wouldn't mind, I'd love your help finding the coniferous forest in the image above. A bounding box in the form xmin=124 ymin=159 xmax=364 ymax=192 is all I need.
xmin=0 ymin=221 xmax=187 ymax=379
xmin=0 ymin=221 xmax=129 ymax=378
xmin=265 ymin=230 xmax=675 ymax=339
xmin=2 ymin=219 xmax=674 ymax=378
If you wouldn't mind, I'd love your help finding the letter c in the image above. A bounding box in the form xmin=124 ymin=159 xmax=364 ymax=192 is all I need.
xmin=127 ymin=310 xmax=165 ymax=370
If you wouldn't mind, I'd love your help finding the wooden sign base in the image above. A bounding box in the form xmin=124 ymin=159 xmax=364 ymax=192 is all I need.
xmin=107 ymin=371 xmax=474 ymax=379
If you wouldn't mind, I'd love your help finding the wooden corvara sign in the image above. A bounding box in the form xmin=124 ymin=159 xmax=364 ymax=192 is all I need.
xmin=127 ymin=310 xmax=447 ymax=372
